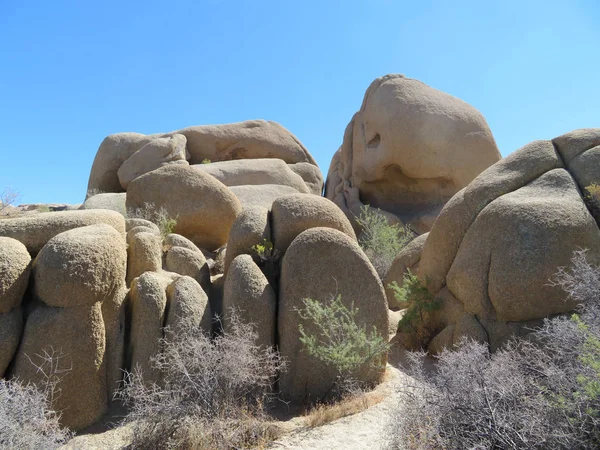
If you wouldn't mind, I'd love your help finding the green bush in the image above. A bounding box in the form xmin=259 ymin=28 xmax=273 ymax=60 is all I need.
xmin=355 ymin=205 xmax=412 ymax=279
xmin=201 ymin=158 xmax=212 ymax=164
xmin=297 ymin=295 xmax=389 ymax=396
xmin=389 ymin=270 xmax=439 ymax=335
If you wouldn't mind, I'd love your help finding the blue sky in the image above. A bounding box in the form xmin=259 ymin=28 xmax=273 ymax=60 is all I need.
xmin=1 ymin=0 xmax=598 ymax=205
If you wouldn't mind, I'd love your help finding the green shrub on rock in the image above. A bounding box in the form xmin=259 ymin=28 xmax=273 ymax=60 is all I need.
xmin=355 ymin=205 xmax=412 ymax=278
xmin=297 ymin=294 xmax=389 ymax=396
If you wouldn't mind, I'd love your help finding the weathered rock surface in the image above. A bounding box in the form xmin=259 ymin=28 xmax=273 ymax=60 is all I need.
xmin=81 ymin=192 xmax=127 ymax=216
xmin=165 ymin=275 xmax=212 ymax=337
xmin=86 ymin=121 xmax=320 ymax=199
xmin=118 ymin=134 xmax=189 ymax=189
xmin=224 ymin=206 xmax=271 ymax=274
xmin=288 ymin=162 xmax=324 ymax=195
xmin=87 ymin=132 xmax=156 ymax=195
xmin=279 ymin=228 xmax=388 ymax=403
xmin=127 ymin=271 xmax=175 ymax=384
xmin=170 ymin=120 xmax=316 ymax=165
xmin=223 ymin=255 xmax=276 ymax=348
xmin=10 ymin=224 xmax=128 ymax=431
xmin=165 ymin=246 xmax=210 ymax=293
xmin=272 ymin=194 xmax=356 ymax=253
xmin=126 ymin=229 xmax=162 ymax=285
xmin=228 ymin=184 xmax=301 ymax=210
xmin=0 ymin=210 xmax=126 ymax=255
xmin=413 ymin=129 xmax=600 ymax=352
xmin=13 ymin=303 xmax=107 ymax=430
xmin=34 ymin=225 xmax=127 ymax=308
xmin=0 ymin=237 xmax=30 ymax=313
xmin=126 ymin=165 xmax=242 ymax=251
xmin=325 ymin=74 xmax=501 ymax=234
xmin=194 ymin=158 xmax=310 ymax=193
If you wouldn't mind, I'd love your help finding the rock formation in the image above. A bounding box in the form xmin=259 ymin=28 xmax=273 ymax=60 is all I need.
xmin=325 ymin=74 xmax=501 ymax=234
xmin=392 ymin=128 xmax=600 ymax=352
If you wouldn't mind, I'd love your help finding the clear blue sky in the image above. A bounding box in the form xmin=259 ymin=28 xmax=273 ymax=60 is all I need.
xmin=1 ymin=0 xmax=598 ymax=205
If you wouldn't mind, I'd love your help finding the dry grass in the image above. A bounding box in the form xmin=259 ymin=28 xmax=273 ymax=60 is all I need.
xmin=303 ymin=390 xmax=385 ymax=428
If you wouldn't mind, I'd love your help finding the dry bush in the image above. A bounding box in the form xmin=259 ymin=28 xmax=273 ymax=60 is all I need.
xmin=304 ymin=391 xmax=384 ymax=428
xmin=386 ymin=250 xmax=600 ymax=449
xmin=355 ymin=205 xmax=412 ymax=279
xmin=117 ymin=315 xmax=284 ymax=450
xmin=126 ymin=202 xmax=178 ymax=238
xmin=0 ymin=349 xmax=72 ymax=449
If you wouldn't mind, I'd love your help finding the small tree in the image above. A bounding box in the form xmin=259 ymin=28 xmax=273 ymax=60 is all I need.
xmin=0 ymin=187 xmax=19 ymax=213
xmin=355 ymin=205 xmax=412 ymax=279
xmin=297 ymin=295 xmax=389 ymax=397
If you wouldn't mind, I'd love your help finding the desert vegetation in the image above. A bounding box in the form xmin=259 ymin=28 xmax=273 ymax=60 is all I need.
xmin=355 ymin=205 xmax=412 ymax=278
xmin=0 ymin=349 xmax=71 ymax=449
xmin=387 ymin=250 xmax=600 ymax=450
xmin=117 ymin=315 xmax=283 ymax=450
xmin=127 ymin=202 xmax=178 ymax=238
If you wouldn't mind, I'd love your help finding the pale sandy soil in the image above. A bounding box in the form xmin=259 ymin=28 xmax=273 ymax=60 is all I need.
xmin=269 ymin=365 xmax=404 ymax=450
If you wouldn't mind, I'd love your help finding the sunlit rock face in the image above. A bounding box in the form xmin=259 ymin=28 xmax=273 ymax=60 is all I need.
xmin=325 ymin=74 xmax=501 ymax=233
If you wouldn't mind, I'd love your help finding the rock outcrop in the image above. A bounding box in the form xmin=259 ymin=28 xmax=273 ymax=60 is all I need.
xmin=12 ymin=224 xmax=127 ymax=430
xmin=271 ymin=194 xmax=356 ymax=253
xmin=278 ymin=228 xmax=388 ymax=403
xmin=0 ymin=210 xmax=126 ymax=255
xmin=411 ymin=129 xmax=600 ymax=352
xmin=325 ymin=74 xmax=501 ymax=234
xmin=126 ymin=165 xmax=242 ymax=251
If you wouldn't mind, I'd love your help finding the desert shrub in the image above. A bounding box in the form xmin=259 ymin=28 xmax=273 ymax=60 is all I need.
xmin=127 ymin=202 xmax=178 ymax=238
xmin=37 ymin=205 xmax=51 ymax=213
xmin=355 ymin=205 xmax=412 ymax=278
xmin=0 ymin=349 xmax=72 ymax=449
xmin=389 ymin=270 xmax=439 ymax=340
xmin=201 ymin=158 xmax=212 ymax=164
xmin=117 ymin=315 xmax=283 ymax=450
xmin=251 ymin=238 xmax=279 ymax=263
xmin=297 ymin=294 xmax=389 ymax=398
xmin=386 ymin=250 xmax=600 ymax=450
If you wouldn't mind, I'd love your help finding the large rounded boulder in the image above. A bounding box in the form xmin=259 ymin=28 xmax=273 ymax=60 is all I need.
xmin=271 ymin=194 xmax=356 ymax=253
xmin=223 ymin=254 xmax=276 ymax=348
xmin=413 ymin=129 xmax=600 ymax=352
xmin=12 ymin=224 xmax=127 ymax=431
xmin=0 ymin=237 xmax=31 ymax=313
xmin=325 ymin=74 xmax=501 ymax=233
xmin=278 ymin=227 xmax=388 ymax=403
xmin=126 ymin=165 xmax=242 ymax=251
xmin=0 ymin=209 xmax=126 ymax=255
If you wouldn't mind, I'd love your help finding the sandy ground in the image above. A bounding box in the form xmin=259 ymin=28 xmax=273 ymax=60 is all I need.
xmin=269 ymin=365 xmax=404 ymax=450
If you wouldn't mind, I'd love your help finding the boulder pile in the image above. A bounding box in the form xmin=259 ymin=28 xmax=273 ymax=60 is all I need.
xmin=2 ymin=75 xmax=597 ymax=433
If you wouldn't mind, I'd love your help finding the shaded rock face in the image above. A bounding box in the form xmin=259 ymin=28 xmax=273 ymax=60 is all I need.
xmin=410 ymin=128 xmax=600 ymax=353
xmin=325 ymin=74 xmax=501 ymax=234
